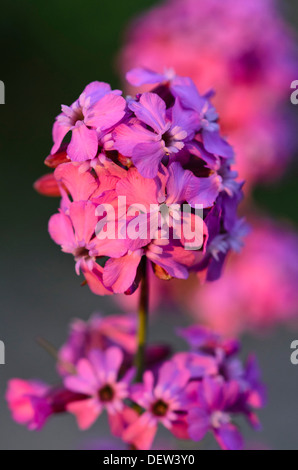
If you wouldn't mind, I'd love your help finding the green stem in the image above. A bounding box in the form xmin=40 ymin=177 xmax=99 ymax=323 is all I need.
xmin=135 ymin=256 xmax=149 ymax=382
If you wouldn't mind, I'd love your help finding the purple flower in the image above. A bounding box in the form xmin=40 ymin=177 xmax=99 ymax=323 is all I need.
xmin=114 ymin=93 xmax=198 ymax=178
xmin=188 ymin=377 xmax=244 ymax=450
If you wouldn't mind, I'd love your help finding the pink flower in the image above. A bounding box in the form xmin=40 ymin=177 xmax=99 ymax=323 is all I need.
xmin=64 ymin=347 xmax=134 ymax=431
xmin=122 ymin=360 xmax=190 ymax=449
xmin=52 ymin=82 xmax=126 ymax=162
xmin=58 ymin=313 xmax=170 ymax=377
xmin=6 ymin=379 xmax=51 ymax=430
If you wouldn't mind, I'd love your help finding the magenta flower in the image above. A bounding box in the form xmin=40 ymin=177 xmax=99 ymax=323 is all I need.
xmin=188 ymin=377 xmax=244 ymax=450
xmin=122 ymin=360 xmax=190 ymax=450
xmin=64 ymin=347 xmax=134 ymax=431
xmin=52 ymin=82 xmax=126 ymax=162
xmin=6 ymin=379 xmax=52 ymax=430
xmin=6 ymin=380 xmax=86 ymax=431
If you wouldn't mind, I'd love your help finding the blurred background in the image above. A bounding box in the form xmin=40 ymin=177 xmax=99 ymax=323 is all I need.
xmin=1 ymin=0 xmax=298 ymax=449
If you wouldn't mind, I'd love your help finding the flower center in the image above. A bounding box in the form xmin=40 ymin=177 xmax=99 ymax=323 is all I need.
xmin=152 ymin=399 xmax=169 ymax=417
xmin=74 ymin=247 xmax=90 ymax=259
xmin=98 ymin=385 xmax=115 ymax=402
xmin=162 ymin=126 xmax=187 ymax=155
xmin=71 ymin=107 xmax=84 ymax=126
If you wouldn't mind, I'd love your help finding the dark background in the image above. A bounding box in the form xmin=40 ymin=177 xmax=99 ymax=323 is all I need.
xmin=0 ymin=0 xmax=298 ymax=449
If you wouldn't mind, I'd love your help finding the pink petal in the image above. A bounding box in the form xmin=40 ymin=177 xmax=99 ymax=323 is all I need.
xmin=108 ymin=406 xmax=139 ymax=438
xmin=129 ymin=92 xmax=167 ymax=133
xmin=48 ymin=212 xmax=76 ymax=253
xmin=116 ymin=167 xmax=160 ymax=208
xmin=81 ymin=262 xmax=113 ymax=296
xmin=54 ymin=162 xmax=98 ymax=201
xmin=51 ymin=119 xmax=71 ymax=154
xmin=103 ymin=251 xmax=143 ymax=294
xmin=85 ymin=94 xmax=126 ymax=130
xmin=67 ymin=122 xmax=98 ymax=162
xmin=122 ymin=412 xmax=157 ymax=450
xmin=67 ymin=398 xmax=102 ymax=430
xmin=69 ymin=201 xmax=97 ymax=245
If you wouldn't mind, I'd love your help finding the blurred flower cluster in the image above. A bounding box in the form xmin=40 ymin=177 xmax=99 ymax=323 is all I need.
xmin=119 ymin=0 xmax=297 ymax=189
xmin=6 ymin=314 xmax=265 ymax=450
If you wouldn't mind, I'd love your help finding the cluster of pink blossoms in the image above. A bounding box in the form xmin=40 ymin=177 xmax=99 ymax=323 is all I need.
xmin=35 ymin=69 xmax=246 ymax=295
xmin=6 ymin=314 xmax=265 ymax=450
xmin=119 ymin=0 xmax=297 ymax=189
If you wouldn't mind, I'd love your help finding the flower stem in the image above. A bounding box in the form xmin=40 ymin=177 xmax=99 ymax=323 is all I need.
xmin=135 ymin=256 xmax=149 ymax=382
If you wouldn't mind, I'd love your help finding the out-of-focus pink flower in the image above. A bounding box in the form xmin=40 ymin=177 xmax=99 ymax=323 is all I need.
xmin=6 ymin=380 xmax=86 ymax=431
xmin=119 ymin=0 xmax=297 ymax=188
xmin=58 ymin=314 xmax=137 ymax=372
xmin=58 ymin=313 xmax=171 ymax=377
xmin=64 ymin=347 xmax=135 ymax=432
xmin=122 ymin=360 xmax=190 ymax=450
xmin=6 ymin=379 xmax=51 ymax=430
xmin=188 ymin=220 xmax=298 ymax=335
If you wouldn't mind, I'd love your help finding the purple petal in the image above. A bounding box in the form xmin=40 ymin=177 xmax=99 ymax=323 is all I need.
xmin=129 ymin=92 xmax=167 ymax=133
xmin=132 ymin=141 xmax=165 ymax=178
xmin=214 ymin=423 xmax=244 ymax=451
xmin=202 ymin=129 xmax=234 ymax=159
xmin=126 ymin=68 xmax=167 ymax=87
xmin=188 ymin=408 xmax=210 ymax=442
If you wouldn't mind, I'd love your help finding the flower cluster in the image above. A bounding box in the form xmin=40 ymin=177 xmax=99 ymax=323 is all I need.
xmin=6 ymin=314 xmax=265 ymax=450
xmin=35 ymin=70 xmax=245 ymax=296
xmin=119 ymin=0 xmax=297 ymax=189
